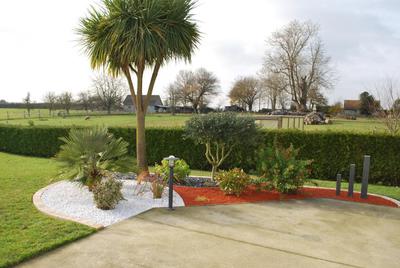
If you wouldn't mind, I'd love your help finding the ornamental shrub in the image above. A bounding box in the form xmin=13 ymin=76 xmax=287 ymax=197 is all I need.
xmin=185 ymin=113 xmax=259 ymax=180
xmin=56 ymin=127 xmax=133 ymax=190
xmin=256 ymin=140 xmax=313 ymax=194
xmin=215 ymin=168 xmax=251 ymax=196
xmin=154 ymin=159 xmax=190 ymax=184
xmin=93 ymin=176 xmax=124 ymax=210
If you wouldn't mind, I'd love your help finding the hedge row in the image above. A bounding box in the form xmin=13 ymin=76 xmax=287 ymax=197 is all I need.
xmin=0 ymin=124 xmax=399 ymax=186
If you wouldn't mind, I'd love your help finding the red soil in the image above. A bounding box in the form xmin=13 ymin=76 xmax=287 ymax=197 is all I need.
xmin=174 ymin=186 xmax=399 ymax=208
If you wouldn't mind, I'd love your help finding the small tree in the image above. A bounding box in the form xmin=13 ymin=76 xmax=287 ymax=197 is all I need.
xmin=59 ymin=92 xmax=73 ymax=114
xmin=185 ymin=113 xmax=258 ymax=180
xmin=92 ymin=72 xmax=127 ymax=114
xmin=43 ymin=92 xmax=57 ymax=115
xmin=229 ymin=76 xmax=261 ymax=111
xmin=23 ymin=92 xmax=32 ymax=117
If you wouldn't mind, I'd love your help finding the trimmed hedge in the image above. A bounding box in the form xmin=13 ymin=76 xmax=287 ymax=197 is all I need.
xmin=0 ymin=124 xmax=399 ymax=186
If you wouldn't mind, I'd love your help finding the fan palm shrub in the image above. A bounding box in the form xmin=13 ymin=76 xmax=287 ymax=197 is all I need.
xmin=56 ymin=127 xmax=133 ymax=190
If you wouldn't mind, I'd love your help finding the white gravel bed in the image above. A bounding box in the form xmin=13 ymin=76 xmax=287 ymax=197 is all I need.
xmin=39 ymin=180 xmax=185 ymax=227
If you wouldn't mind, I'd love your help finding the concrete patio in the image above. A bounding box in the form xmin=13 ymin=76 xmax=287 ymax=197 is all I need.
xmin=19 ymin=199 xmax=400 ymax=268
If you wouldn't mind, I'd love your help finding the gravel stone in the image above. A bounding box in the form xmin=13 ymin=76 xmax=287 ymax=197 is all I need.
xmin=40 ymin=180 xmax=184 ymax=227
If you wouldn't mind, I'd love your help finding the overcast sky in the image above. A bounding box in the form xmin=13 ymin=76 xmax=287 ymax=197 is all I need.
xmin=0 ymin=0 xmax=399 ymax=105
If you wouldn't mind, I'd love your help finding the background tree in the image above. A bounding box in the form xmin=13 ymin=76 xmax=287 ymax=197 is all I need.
xmin=58 ymin=92 xmax=73 ymax=115
xmin=78 ymin=0 xmax=200 ymax=173
xmin=229 ymin=76 xmax=261 ymax=111
xmin=259 ymin=71 xmax=287 ymax=111
xmin=359 ymin=91 xmax=377 ymax=116
xmin=263 ymin=20 xmax=334 ymax=111
xmin=185 ymin=113 xmax=258 ymax=180
xmin=171 ymin=68 xmax=219 ymax=113
xmin=328 ymin=101 xmax=343 ymax=116
xmin=93 ymin=73 xmax=126 ymax=114
xmin=374 ymin=79 xmax=400 ymax=135
xmin=23 ymin=92 xmax=32 ymax=117
xmin=43 ymin=92 xmax=57 ymax=115
xmin=77 ymin=91 xmax=93 ymax=113
xmin=165 ymin=83 xmax=180 ymax=115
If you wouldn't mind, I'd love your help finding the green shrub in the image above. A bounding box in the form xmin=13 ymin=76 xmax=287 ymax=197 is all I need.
xmin=93 ymin=177 xmax=124 ymax=210
xmin=154 ymin=159 xmax=190 ymax=184
xmin=215 ymin=168 xmax=251 ymax=196
xmin=185 ymin=113 xmax=259 ymax=179
xmin=257 ymin=141 xmax=312 ymax=194
xmin=56 ymin=127 xmax=132 ymax=190
xmin=1 ymin=124 xmax=400 ymax=186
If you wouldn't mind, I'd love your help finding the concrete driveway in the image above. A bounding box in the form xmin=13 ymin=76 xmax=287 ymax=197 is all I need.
xmin=20 ymin=199 xmax=400 ymax=268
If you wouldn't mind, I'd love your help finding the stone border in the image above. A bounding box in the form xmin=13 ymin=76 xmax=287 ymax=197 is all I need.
xmin=304 ymin=186 xmax=400 ymax=207
xmin=33 ymin=181 xmax=104 ymax=230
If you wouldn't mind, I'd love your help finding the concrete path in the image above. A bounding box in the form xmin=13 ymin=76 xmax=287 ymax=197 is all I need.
xmin=20 ymin=199 xmax=400 ymax=268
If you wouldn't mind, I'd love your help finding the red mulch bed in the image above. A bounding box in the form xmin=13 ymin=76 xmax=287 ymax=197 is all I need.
xmin=174 ymin=186 xmax=399 ymax=208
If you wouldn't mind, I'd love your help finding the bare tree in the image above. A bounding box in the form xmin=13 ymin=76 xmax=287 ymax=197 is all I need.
xmin=58 ymin=92 xmax=73 ymax=115
xmin=172 ymin=68 xmax=219 ymax=113
xmin=229 ymin=76 xmax=261 ymax=112
xmin=264 ymin=20 xmax=334 ymax=112
xmin=43 ymin=92 xmax=57 ymax=115
xmin=23 ymin=92 xmax=32 ymax=117
xmin=375 ymin=78 xmax=400 ymax=135
xmin=165 ymin=83 xmax=181 ymax=115
xmin=259 ymin=71 xmax=288 ymax=111
xmin=77 ymin=91 xmax=93 ymax=113
xmin=93 ymin=73 xmax=127 ymax=114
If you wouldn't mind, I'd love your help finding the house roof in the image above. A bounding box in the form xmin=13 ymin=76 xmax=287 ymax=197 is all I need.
xmin=123 ymin=95 xmax=163 ymax=107
xmin=344 ymin=100 xmax=361 ymax=110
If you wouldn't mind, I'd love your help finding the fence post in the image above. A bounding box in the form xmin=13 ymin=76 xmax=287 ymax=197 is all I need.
xmin=277 ymin=117 xmax=282 ymax=129
xmin=348 ymin=164 xmax=356 ymax=197
xmin=361 ymin=155 xmax=370 ymax=199
xmin=336 ymin=174 xmax=342 ymax=196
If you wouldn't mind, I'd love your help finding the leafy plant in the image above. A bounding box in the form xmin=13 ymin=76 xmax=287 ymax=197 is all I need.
xmin=154 ymin=159 xmax=190 ymax=184
xmin=257 ymin=140 xmax=313 ymax=194
xmin=93 ymin=176 xmax=124 ymax=210
xmin=28 ymin=120 xmax=35 ymax=127
xmin=150 ymin=176 xmax=166 ymax=199
xmin=215 ymin=168 xmax=251 ymax=196
xmin=56 ymin=127 xmax=133 ymax=190
xmin=185 ymin=112 xmax=258 ymax=180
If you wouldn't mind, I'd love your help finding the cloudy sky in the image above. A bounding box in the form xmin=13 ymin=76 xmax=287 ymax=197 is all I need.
xmin=0 ymin=0 xmax=399 ymax=106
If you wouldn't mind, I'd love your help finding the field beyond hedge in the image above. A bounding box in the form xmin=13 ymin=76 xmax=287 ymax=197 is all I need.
xmin=0 ymin=108 xmax=389 ymax=133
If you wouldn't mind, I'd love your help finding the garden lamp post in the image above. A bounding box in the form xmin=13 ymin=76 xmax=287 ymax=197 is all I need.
xmin=164 ymin=155 xmax=179 ymax=210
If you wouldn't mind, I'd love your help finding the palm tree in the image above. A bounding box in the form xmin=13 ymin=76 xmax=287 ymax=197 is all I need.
xmin=77 ymin=0 xmax=200 ymax=173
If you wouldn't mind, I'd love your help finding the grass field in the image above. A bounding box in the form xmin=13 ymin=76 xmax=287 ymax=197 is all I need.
xmin=0 ymin=108 xmax=389 ymax=133
xmin=0 ymin=152 xmax=95 ymax=268
xmin=1 ymin=151 xmax=399 ymax=266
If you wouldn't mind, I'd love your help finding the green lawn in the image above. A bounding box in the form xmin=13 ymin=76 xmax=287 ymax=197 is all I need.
xmin=0 ymin=153 xmax=95 ymax=268
xmin=305 ymin=118 xmax=387 ymax=133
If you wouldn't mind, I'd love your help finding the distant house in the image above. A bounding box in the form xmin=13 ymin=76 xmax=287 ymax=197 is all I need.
xmin=123 ymin=95 xmax=163 ymax=113
xmin=343 ymin=100 xmax=361 ymax=116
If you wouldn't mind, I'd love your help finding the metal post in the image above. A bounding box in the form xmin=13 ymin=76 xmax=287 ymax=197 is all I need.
xmin=348 ymin=164 xmax=356 ymax=197
xmin=336 ymin=173 xmax=342 ymax=196
xmin=361 ymin=155 xmax=370 ymax=199
xmin=168 ymin=166 xmax=174 ymax=210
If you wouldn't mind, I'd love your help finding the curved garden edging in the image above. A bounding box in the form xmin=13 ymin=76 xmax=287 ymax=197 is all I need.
xmin=33 ymin=180 xmax=185 ymax=229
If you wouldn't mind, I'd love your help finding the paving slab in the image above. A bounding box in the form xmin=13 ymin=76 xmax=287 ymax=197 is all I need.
xmin=19 ymin=199 xmax=400 ymax=268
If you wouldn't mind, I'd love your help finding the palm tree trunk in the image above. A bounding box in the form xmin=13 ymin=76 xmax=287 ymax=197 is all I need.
xmin=136 ymin=107 xmax=148 ymax=172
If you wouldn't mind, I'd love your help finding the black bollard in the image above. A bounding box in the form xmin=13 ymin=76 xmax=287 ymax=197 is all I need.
xmin=361 ymin=155 xmax=370 ymax=199
xmin=168 ymin=166 xmax=174 ymax=210
xmin=348 ymin=164 xmax=356 ymax=197
xmin=336 ymin=173 xmax=342 ymax=196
